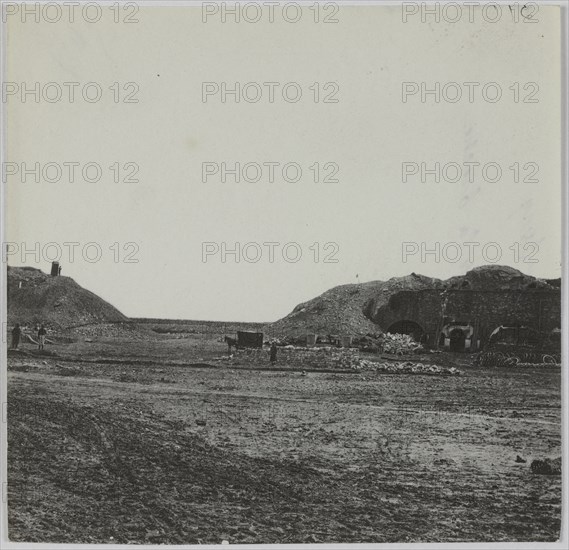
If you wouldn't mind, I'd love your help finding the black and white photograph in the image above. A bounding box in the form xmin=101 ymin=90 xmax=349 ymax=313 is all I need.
xmin=0 ymin=1 xmax=567 ymax=548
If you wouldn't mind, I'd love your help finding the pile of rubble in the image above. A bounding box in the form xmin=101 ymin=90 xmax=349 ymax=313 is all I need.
xmin=381 ymin=333 xmax=423 ymax=355
xmin=476 ymin=351 xmax=561 ymax=368
xmin=513 ymin=362 xmax=562 ymax=368
xmin=349 ymin=359 xmax=460 ymax=376
xmin=231 ymin=346 xmax=459 ymax=375
xmin=268 ymin=273 xmax=440 ymax=339
xmin=267 ymin=281 xmax=387 ymax=338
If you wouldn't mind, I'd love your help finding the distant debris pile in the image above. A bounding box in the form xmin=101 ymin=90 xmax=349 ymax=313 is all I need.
xmin=350 ymin=360 xmax=460 ymax=376
xmin=228 ymin=346 xmax=459 ymax=375
xmin=267 ymin=281 xmax=385 ymax=339
xmin=475 ymin=350 xmax=561 ymax=368
xmin=381 ymin=333 xmax=423 ymax=355
xmin=270 ymin=330 xmax=423 ymax=356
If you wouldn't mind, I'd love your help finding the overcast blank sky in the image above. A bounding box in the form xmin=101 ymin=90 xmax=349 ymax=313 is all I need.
xmin=6 ymin=5 xmax=561 ymax=321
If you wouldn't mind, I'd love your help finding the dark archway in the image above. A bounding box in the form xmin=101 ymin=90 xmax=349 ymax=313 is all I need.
xmin=387 ymin=320 xmax=424 ymax=341
xmin=449 ymin=328 xmax=466 ymax=351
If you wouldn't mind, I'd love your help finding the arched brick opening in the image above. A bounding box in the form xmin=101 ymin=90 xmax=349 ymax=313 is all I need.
xmin=441 ymin=323 xmax=475 ymax=352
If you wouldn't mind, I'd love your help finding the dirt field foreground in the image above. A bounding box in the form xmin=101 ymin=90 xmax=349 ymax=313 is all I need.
xmin=6 ymin=333 xmax=562 ymax=544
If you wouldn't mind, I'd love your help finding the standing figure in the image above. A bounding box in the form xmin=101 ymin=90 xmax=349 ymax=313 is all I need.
xmin=270 ymin=341 xmax=278 ymax=364
xmin=224 ymin=336 xmax=238 ymax=355
xmin=11 ymin=324 xmax=21 ymax=349
xmin=38 ymin=325 xmax=47 ymax=350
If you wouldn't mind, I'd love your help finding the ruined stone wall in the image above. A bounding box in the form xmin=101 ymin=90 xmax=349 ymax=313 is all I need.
xmin=443 ymin=290 xmax=561 ymax=339
xmin=371 ymin=289 xmax=561 ymax=345
xmin=373 ymin=291 xmax=441 ymax=335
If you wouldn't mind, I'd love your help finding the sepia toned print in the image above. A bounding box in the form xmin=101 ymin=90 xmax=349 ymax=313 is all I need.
xmin=1 ymin=2 xmax=565 ymax=547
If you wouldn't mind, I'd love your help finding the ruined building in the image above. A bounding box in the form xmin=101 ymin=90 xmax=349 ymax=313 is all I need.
xmin=365 ymin=266 xmax=561 ymax=352
xmin=270 ymin=265 xmax=561 ymax=352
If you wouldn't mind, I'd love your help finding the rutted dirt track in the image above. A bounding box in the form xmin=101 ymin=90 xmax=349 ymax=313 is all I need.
xmin=7 ymin=338 xmax=562 ymax=543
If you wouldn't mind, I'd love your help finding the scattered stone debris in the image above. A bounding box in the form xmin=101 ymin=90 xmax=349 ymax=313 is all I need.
xmin=350 ymin=360 xmax=460 ymax=376
xmin=228 ymin=347 xmax=459 ymax=375
xmin=381 ymin=333 xmax=423 ymax=355
xmin=476 ymin=351 xmax=561 ymax=368
xmin=515 ymin=455 xmax=527 ymax=463
xmin=514 ymin=362 xmax=561 ymax=368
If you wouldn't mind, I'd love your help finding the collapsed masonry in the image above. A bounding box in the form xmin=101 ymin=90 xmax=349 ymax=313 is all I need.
xmin=269 ymin=265 xmax=561 ymax=353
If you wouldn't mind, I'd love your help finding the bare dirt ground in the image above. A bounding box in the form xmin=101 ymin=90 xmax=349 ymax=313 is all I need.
xmin=6 ymin=331 xmax=562 ymax=544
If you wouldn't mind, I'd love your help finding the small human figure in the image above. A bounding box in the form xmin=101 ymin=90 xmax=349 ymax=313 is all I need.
xmin=377 ymin=333 xmax=386 ymax=353
xmin=11 ymin=324 xmax=21 ymax=349
xmin=38 ymin=325 xmax=47 ymax=350
xmin=224 ymin=336 xmax=237 ymax=355
xmin=270 ymin=341 xmax=278 ymax=364
xmin=58 ymin=265 xmax=62 ymax=276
